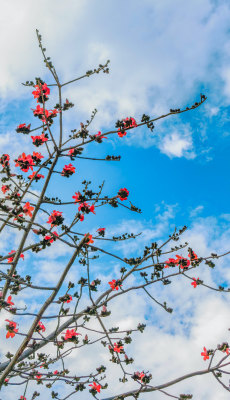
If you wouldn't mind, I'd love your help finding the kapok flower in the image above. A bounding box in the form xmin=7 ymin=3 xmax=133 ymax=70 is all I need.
xmin=97 ymin=227 xmax=105 ymax=237
xmin=89 ymin=381 xmax=101 ymax=393
xmin=37 ymin=321 xmax=46 ymax=332
xmin=72 ymin=191 xmax=82 ymax=203
xmin=47 ymin=210 xmax=64 ymax=227
xmin=32 ymin=82 xmax=50 ymax=103
xmin=20 ymin=396 xmax=27 ymax=400
xmin=78 ymin=202 xmax=95 ymax=215
xmin=84 ymin=234 xmax=94 ymax=244
xmin=31 ymin=133 xmax=48 ymax=147
xmin=36 ymin=374 xmax=42 ymax=380
xmin=201 ymin=347 xmax=209 ymax=361
xmin=117 ymin=188 xmax=129 ymax=201
xmin=64 ymin=294 xmax=72 ymax=303
xmin=32 ymin=152 xmax=44 ymax=163
xmin=15 ymin=153 xmax=35 ymax=172
xmin=53 ymin=370 xmax=59 ymax=375
xmin=16 ymin=123 xmax=31 ymax=134
xmin=113 ymin=342 xmax=124 ymax=353
xmin=124 ymin=117 xmax=137 ymax=128
xmin=1 ymin=185 xmax=10 ymax=194
xmin=44 ymin=231 xmax=59 ymax=243
xmin=61 ymin=164 xmax=76 ymax=177
xmin=135 ymin=371 xmax=145 ymax=382
xmin=188 ymin=251 xmax=198 ymax=260
xmin=94 ymin=131 xmax=107 ymax=142
xmin=108 ymin=279 xmax=122 ymax=291
xmin=118 ymin=117 xmax=137 ymax=137
xmin=64 ymin=329 xmax=81 ymax=341
xmin=32 ymin=104 xmax=58 ymax=123
xmin=0 ymin=154 xmax=10 ymax=168
xmin=191 ymin=277 xmax=199 ymax=288
xmin=7 ymin=250 xmax=24 ymax=263
xmin=23 ymin=202 xmax=34 ymax=218
xmin=7 ymin=296 xmax=14 ymax=306
xmin=28 ymin=171 xmax=45 ymax=181
xmin=5 ymin=319 xmax=18 ymax=339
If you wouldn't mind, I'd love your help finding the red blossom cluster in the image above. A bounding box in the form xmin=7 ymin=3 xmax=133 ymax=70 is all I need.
xmin=117 ymin=188 xmax=129 ymax=201
xmin=5 ymin=319 xmax=18 ymax=339
xmin=7 ymin=250 xmax=24 ymax=263
xmin=118 ymin=117 xmax=137 ymax=137
xmin=61 ymin=163 xmax=76 ymax=177
xmin=32 ymin=82 xmax=50 ymax=103
xmin=47 ymin=210 xmax=63 ymax=227
xmin=31 ymin=132 xmax=48 ymax=147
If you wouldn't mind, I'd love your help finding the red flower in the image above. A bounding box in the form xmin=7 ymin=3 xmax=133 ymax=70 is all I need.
xmin=53 ymin=370 xmax=59 ymax=375
xmin=16 ymin=123 xmax=31 ymax=134
xmin=15 ymin=153 xmax=35 ymax=172
xmin=37 ymin=321 xmax=46 ymax=332
xmin=117 ymin=188 xmax=129 ymax=201
xmin=84 ymin=234 xmax=94 ymax=244
xmin=97 ymin=228 xmax=105 ymax=233
xmin=0 ymin=154 xmax=10 ymax=168
xmin=89 ymin=382 xmax=101 ymax=393
xmin=97 ymin=227 xmax=105 ymax=237
xmin=64 ymin=329 xmax=81 ymax=341
xmin=78 ymin=202 xmax=95 ymax=215
xmin=165 ymin=255 xmax=190 ymax=269
xmin=31 ymin=133 xmax=48 ymax=147
xmin=118 ymin=117 xmax=137 ymax=137
xmin=47 ymin=210 xmax=63 ymax=227
xmin=5 ymin=319 xmax=18 ymax=339
xmin=20 ymin=396 xmax=27 ymax=400
xmin=108 ymin=279 xmax=122 ymax=291
xmin=44 ymin=231 xmax=59 ymax=243
xmin=32 ymin=82 xmax=50 ymax=103
xmin=64 ymin=295 xmax=72 ymax=303
xmin=191 ymin=277 xmax=199 ymax=288
xmin=1 ymin=185 xmax=10 ymax=194
xmin=32 ymin=105 xmax=58 ymax=123
xmin=188 ymin=251 xmax=198 ymax=260
xmin=94 ymin=131 xmax=108 ymax=142
xmin=123 ymin=117 xmax=137 ymax=128
xmin=118 ymin=129 xmax=127 ymax=138
xmin=32 ymin=152 xmax=44 ymax=164
xmin=135 ymin=371 xmax=145 ymax=382
xmin=28 ymin=172 xmax=45 ymax=181
xmin=7 ymin=251 xmax=24 ymax=263
xmin=7 ymin=296 xmax=14 ymax=306
xmin=113 ymin=342 xmax=124 ymax=353
xmin=201 ymin=347 xmax=209 ymax=361
xmin=72 ymin=192 xmax=82 ymax=203
xmin=61 ymin=164 xmax=76 ymax=177
xmin=79 ymin=214 xmax=84 ymax=221
xmin=36 ymin=374 xmax=42 ymax=380
xmin=23 ymin=202 xmax=34 ymax=218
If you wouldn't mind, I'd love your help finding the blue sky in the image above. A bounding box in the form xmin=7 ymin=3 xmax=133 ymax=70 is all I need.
xmin=1 ymin=1 xmax=230 ymax=399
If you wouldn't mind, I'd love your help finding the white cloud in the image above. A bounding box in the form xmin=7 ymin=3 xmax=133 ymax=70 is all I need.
xmin=159 ymin=130 xmax=195 ymax=159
